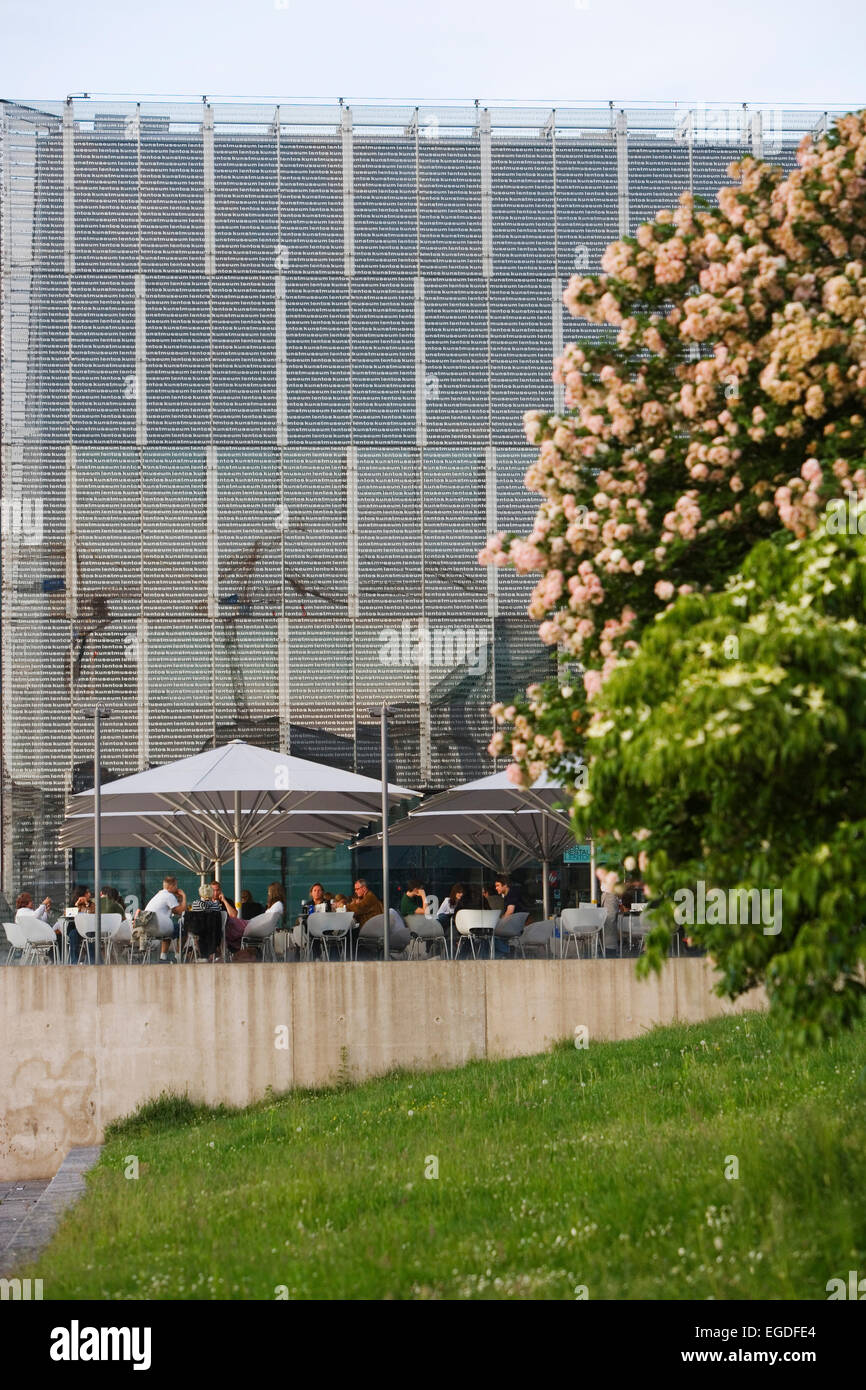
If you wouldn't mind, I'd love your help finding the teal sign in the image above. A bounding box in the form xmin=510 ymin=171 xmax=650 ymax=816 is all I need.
xmin=563 ymin=845 xmax=606 ymax=865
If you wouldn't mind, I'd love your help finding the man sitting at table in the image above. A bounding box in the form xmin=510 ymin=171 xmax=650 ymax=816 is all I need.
xmin=143 ymin=875 xmax=187 ymax=962
xmin=100 ymin=886 xmax=127 ymax=920
xmin=238 ymin=889 xmax=265 ymax=920
xmin=491 ymin=876 xmax=524 ymax=958
xmin=346 ymin=878 xmax=383 ymax=927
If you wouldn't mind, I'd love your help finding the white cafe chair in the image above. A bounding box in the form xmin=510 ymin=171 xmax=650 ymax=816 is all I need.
xmin=453 ymin=909 xmax=501 ymax=960
xmin=559 ymin=906 xmax=606 ymax=960
xmin=75 ymin=912 xmax=123 ymax=963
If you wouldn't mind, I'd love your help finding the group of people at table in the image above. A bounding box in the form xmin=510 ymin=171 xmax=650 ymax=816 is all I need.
xmin=299 ymin=875 xmax=527 ymax=958
xmin=12 ymin=872 xmax=529 ymax=961
xmin=13 ymin=880 xmax=282 ymax=962
xmin=13 ymin=872 xmax=644 ymax=961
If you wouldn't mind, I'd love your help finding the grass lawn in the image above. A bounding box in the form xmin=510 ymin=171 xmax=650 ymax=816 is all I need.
xmin=26 ymin=1011 xmax=866 ymax=1300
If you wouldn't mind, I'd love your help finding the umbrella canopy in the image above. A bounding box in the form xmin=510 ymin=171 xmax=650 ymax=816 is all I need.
xmin=58 ymin=809 xmax=374 ymax=873
xmin=353 ymin=768 xmax=583 ymax=915
xmin=69 ymin=740 xmax=417 ymax=817
xmin=64 ymin=740 xmax=418 ymax=886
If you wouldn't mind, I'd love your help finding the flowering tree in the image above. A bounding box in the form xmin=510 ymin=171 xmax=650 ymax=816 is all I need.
xmin=481 ymin=111 xmax=866 ymax=1033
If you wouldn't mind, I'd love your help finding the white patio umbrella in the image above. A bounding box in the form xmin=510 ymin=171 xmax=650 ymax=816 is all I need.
xmin=64 ymin=739 xmax=418 ymax=904
xmin=353 ymin=768 xmax=585 ymax=919
xmin=57 ymin=809 xmax=374 ymax=871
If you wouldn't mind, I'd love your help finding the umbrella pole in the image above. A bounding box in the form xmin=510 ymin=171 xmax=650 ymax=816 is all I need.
xmin=233 ymin=791 xmax=242 ymax=913
xmin=542 ymin=857 xmax=550 ymax=921
xmin=590 ymin=836 xmax=597 ymax=905
xmin=380 ymin=708 xmax=390 ymax=962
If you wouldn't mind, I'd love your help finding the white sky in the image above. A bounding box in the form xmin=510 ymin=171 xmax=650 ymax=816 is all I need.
xmin=0 ymin=0 xmax=863 ymax=106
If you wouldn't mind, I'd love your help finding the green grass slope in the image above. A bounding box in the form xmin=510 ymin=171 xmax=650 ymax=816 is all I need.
xmin=25 ymin=1013 xmax=866 ymax=1300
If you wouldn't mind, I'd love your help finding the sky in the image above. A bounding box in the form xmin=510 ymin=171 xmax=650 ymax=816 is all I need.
xmin=0 ymin=0 xmax=863 ymax=107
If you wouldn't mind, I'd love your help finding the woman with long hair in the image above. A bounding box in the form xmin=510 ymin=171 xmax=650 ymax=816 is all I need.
xmin=219 ymin=881 xmax=285 ymax=955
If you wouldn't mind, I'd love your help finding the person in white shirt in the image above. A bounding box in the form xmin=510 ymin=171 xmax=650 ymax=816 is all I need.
xmin=15 ymin=891 xmax=53 ymax=924
xmin=143 ymin=875 xmax=186 ymax=962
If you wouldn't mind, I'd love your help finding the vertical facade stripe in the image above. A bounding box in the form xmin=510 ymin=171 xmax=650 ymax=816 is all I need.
xmin=136 ymin=616 xmax=149 ymax=769
xmin=62 ymin=99 xmax=75 ymax=276
xmin=343 ymin=107 xmax=358 ymax=762
xmin=202 ymin=103 xmax=216 ymax=278
xmin=413 ymin=112 xmax=431 ymax=783
xmin=551 ymin=278 xmax=565 ymax=415
xmin=277 ymin=616 xmax=291 ymax=755
xmin=64 ymin=444 xmax=77 ymax=618
xmin=134 ymin=272 xmax=147 ymax=448
xmin=206 ymin=445 xmax=219 ymax=620
xmin=615 ymin=109 xmax=629 ymax=237
xmin=346 ymin=445 xmax=359 ymax=620
xmin=341 ymin=107 xmax=354 ymax=278
xmin=418 ymin=627 xmax=431 ymax=785
xmin=485 ymin=445 xmax=498 ymax=620
xmin=414 ymin=275 xmax=426 ymax=448
xmin=275 ymin=272 xmax=288 ymax=448
xmin=479 ymin=108 xmax=494 ymax=279
xmin=751 ymin=111 xmax=764 ymax=160
xmin=203 ymin=100 xmax=217 ymax=740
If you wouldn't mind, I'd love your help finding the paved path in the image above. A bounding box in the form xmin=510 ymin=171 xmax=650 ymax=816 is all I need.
xmin=0 ymin=1179 xmax=49 ymax=1266
xmin=0 ymin=1147 xmax=101 ymax=1277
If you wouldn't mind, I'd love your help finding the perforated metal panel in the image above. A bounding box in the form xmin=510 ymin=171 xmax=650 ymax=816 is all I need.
xmin=0 ymin=99 xmax=847 ymax=892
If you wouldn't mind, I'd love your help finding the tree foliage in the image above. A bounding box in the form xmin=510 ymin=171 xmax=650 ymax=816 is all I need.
xmin=572 ymin=522 xmax=866 ymax=1041
xmin=482 ymin=111 xmax=866 ymax=1035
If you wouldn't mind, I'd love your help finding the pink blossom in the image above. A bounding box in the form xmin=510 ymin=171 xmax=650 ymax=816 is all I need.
xmin=801 ymin=457 xmax=822 ymax=483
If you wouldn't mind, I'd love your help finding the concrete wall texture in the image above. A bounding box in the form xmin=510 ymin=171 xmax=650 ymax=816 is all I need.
xmin=0 ymin=960 xmax=765 ymax=1179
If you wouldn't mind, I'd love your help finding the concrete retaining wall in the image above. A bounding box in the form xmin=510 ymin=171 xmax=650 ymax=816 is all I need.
xmin=0 ymin=959 xmax=764 ymax=1179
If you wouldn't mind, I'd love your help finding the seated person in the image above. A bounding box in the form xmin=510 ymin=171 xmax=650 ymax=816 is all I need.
xmin=16 ymin=891 xmax=70 ymax=952
xmin=482 ymin=885 xmax=505 ymax=911
xmin=220 ymin=882 xmax=285 ymax=955
xmin=100 ymin=886 xmax=126 ymax=920
xmin=438 ymin=883 xmax=466 ymax=922
xmin=185 ymin=883 xmax=225 ymax=961
xmin=305 ymin=882 xmax=332 ymax=916
xmin=73 ymin=886 xmax=95 ymax=913
xmin=238 ymin=889 xmax=265 ymax=921
xmin=400 ymin=877 xmax=428 ymax=918
xmin=142 ymin=875 xmax=187 ymax=962
xmin=490 ymin=876 xmax=524 ymax=957
xmin=15 ymin=891 xmax=54 ymax=925
xmin=331 ymin=893 xmax=351 ymax=911
xmin=346 ymin=878 xmax=383 ymax=927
